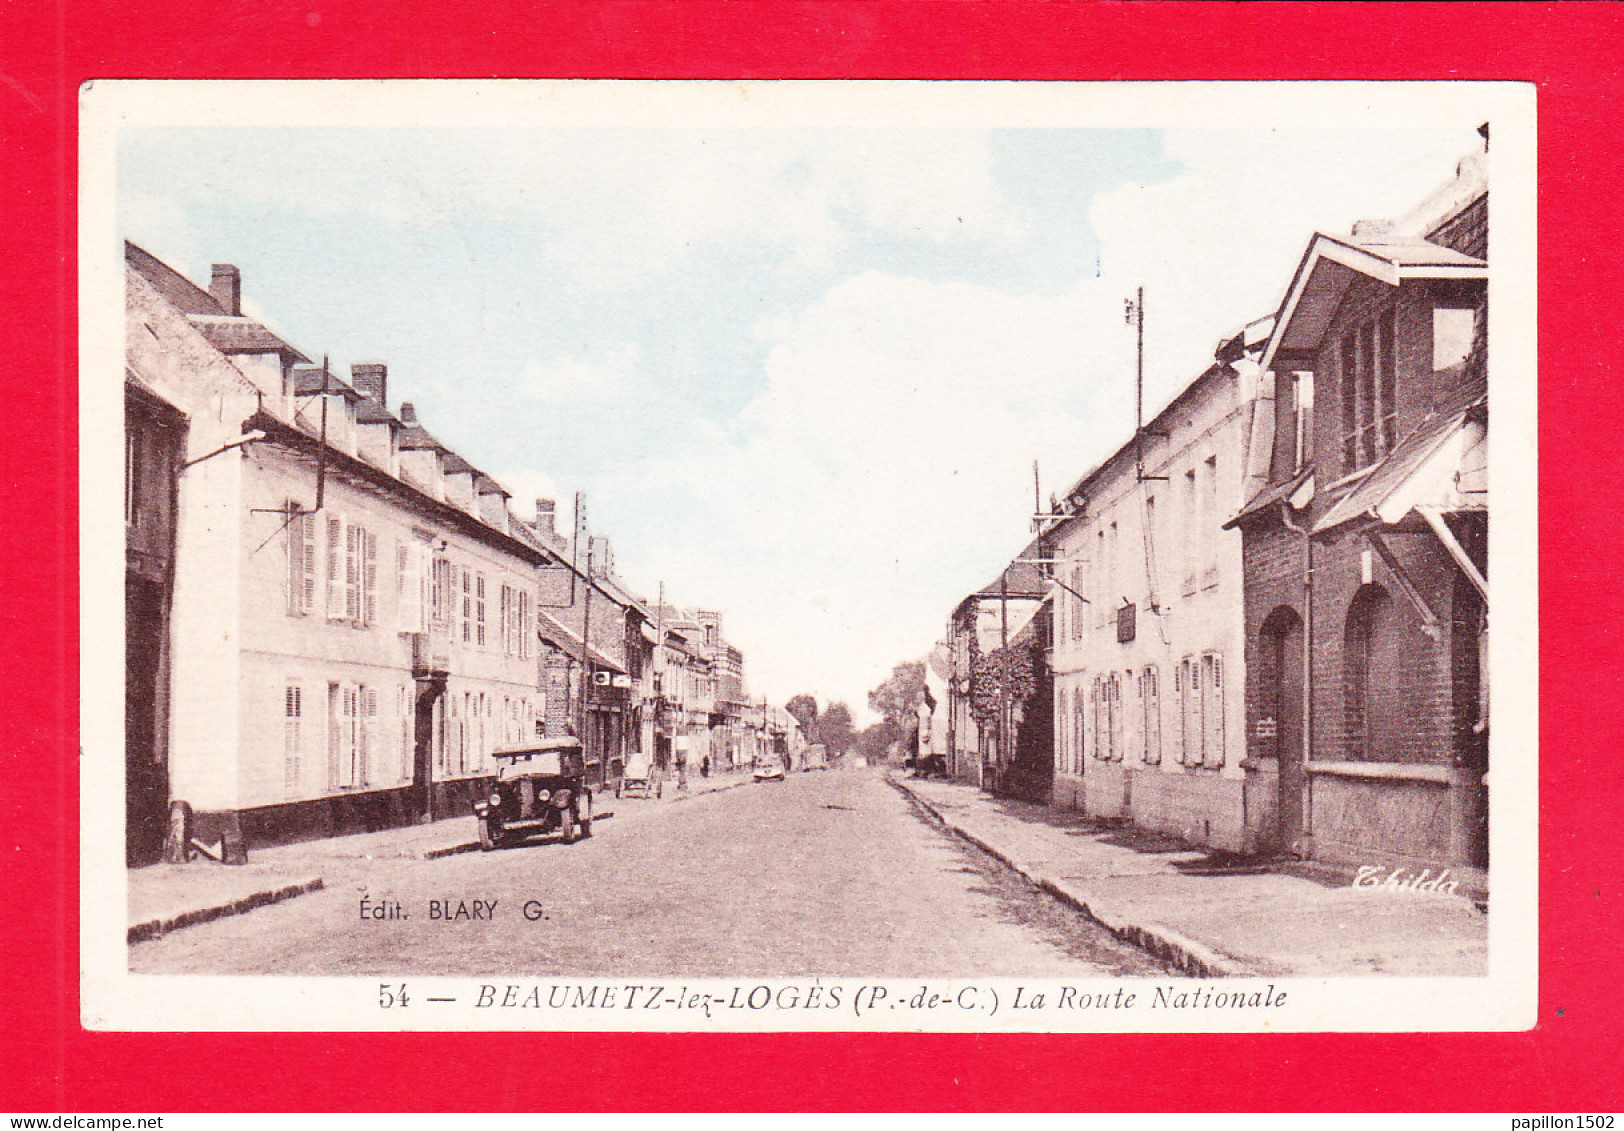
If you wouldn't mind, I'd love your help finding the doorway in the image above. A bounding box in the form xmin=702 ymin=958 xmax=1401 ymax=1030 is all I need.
xmin=1261 ymin=606 xmax=1305 ymax=853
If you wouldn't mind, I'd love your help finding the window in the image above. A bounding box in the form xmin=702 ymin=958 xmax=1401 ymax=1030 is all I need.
xmin=1140 ymin=666 xmax=1161 ymax=765
xmin=286 ymin=508 xmax=316 ymax=616
xmin=1341 ymin=312 xmax=1398 ymax=471
xmin=1344 ymin=585 xmax=1401 ymax=761
xmin=476 ymin=573 xmax=487 ymax=647
xmin=323 ymin=515 xmax=375 ymax=626
xmin=1292 ymin=372 xmax=1315 ymax=471
xmin=460 ymin=568 xmax=472 ymax=645
xmin=283 ymin=684 xmax=303 ymax=792
xmin=430 ymin=556 xmax=453 ymax=628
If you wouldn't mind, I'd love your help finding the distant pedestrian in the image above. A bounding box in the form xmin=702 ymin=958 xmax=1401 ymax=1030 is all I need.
xmin=700 ymin=755 xmax=711 ymax=778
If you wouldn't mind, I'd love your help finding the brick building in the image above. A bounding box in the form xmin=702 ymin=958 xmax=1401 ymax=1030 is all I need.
xmin=1226 ymin=150 xmax=1489 ymax=873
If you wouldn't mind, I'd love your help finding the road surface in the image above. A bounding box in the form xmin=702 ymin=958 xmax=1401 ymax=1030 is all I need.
xmin=130 ymin=768 xmax=1171 ymax=977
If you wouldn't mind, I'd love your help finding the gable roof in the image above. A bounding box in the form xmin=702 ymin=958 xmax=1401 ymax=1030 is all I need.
xmin=1260 ymin=232 xmax=1486 ymax=373
xmin=126 ymin=242 xmax=310 ymax=363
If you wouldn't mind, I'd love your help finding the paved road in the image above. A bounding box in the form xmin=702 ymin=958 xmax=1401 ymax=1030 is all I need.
xmin=130 ymin=768 xmax=1171 ymax=977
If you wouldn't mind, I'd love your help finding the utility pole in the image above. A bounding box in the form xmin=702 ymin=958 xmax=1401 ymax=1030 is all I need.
xmin=996 ymin=566 xmax=1009 ymax=795
xmin=576 ymin=494 xmax=595 ymax=779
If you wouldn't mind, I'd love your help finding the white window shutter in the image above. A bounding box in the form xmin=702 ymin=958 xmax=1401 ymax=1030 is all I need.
xmin=286 ymin=507 xmax=302 ymax=616
xmin=344 ymin=523 xmax=361 ymax=622
xmin=325 ymin=515 xmax=344 ymax=620
xmin=1205 ymin=653 xmax=1226 ymax=768
xmin=362 ymin=530 xmax=378 ymax=627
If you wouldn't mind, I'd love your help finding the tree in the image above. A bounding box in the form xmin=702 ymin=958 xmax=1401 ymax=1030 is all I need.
xmin=784 ymin=694 xmax=819 ymax=732
xmin=868 ymin=660 xmax=926 ymax=731
xmin=811 ymin=701 xmax=856 ymax=754
xmin=856 ymin=719 xmax=903 ymax=764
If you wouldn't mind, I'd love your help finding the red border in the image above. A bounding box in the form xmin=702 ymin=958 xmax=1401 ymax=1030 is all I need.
xmin=6 ymin=0 xmax=1622 ymax=1112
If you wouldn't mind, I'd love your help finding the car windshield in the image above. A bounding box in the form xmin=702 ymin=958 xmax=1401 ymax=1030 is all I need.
xmin=497 ymin=750 xmax=564 ymax=776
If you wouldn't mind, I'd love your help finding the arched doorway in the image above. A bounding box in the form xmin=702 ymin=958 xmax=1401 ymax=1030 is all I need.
xmin=1260 ymin=606 xmax=1305 ymax=852
xmin=1344 ymin=585 xmax=1404 ymax=763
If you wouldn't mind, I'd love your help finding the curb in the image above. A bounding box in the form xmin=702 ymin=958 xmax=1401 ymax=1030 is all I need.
xmin=890 ymin=777 xmax=1253 ymax=978
xmin=128 ymin=876 xmax=325 ymax=944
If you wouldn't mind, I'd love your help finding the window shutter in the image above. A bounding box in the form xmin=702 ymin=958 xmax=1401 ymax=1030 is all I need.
xmin=344 ymin=523 xmax=361 ymax=622
xmin=476 ymin=574 xmax=486 ymax=647
xmin=287 ymin=507 xmax=303 ymax=616
xmin=358 ymin=685 xmax=376 ymax=785
xmin=299 ymin=514 xmax=317 ymax=614
xmin=284 ymin=685 xmax=302 ymax=792
xmin=1171 ymin=662 xmax=1184 ymax=764
xmin=327 ymin=682 xmax=342 ymax=789
xmin=460 ymin=568 xmax=472 ymax=644
xmin=1204 ymin=653 xmax=1226 ymax=768
xmin=325 ymin=516 xmax=344 ymax=619
xmin=361 ymin=530 xmax=378 ymax=627
xmin=399 ymin=685 xmax=413 ymax=783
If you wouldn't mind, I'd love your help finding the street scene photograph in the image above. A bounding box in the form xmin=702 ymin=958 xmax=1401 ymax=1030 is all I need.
xmin=86 ymin=81 xmax=1535 ymax=1030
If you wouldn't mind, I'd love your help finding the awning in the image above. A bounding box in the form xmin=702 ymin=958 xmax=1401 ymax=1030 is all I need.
xmin=1312 ymin=398 xmax=1485 ymax=538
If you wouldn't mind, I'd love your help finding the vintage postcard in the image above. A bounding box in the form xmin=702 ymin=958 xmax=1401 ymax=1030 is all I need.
xmin=82 ymin=78 xmax=1537 ymax=1033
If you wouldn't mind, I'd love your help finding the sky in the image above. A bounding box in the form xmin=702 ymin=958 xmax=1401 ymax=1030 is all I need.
xmin=118 ymin=110 xmax=1486 ymax=721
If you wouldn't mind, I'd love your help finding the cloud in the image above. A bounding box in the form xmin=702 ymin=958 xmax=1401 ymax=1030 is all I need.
xmin=594 ymin=269 xmax=1139 ymax=713
xmin=516 ymin=344 xmax=643 ymax=403
xmin=120 ymin=128 xmax=1027 ymax=294
xmin=1089 ymin=126 xmax=1486 ymax=402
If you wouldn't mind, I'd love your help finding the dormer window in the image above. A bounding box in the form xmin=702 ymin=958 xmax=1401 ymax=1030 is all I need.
xmin=1339 ymin=308 xmax=1397 ymax=472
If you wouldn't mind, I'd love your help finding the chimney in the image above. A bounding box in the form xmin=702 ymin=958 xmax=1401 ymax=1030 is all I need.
xmin=535 ymin=498 xmax=556 ymax=536
xmin=210 ymin=264 xmax=241 ymax=316
xmin=399 ymin=402 xmax=418 ymax=425
xmin=351 ymin=363 xmax=388 ymax=407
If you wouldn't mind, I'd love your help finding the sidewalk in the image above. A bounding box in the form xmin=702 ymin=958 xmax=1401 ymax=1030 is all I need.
xmin=128 ymin=768 xmax=756 ymax=944
xmin=892 ymin=774 xmax=1487 ymax=977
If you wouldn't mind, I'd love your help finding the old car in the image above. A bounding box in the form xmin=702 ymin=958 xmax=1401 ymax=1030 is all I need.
xmin=752 ymin=757 xmax=786 ymax=782
xmin=616 ymin=752 xmax=662 ymax=799
xmin=473 ymin=737 xmax=594 ymax=850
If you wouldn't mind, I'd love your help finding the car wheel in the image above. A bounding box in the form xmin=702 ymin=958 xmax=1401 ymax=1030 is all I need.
xmin=559 ymin=808 xmax=577 ymax=844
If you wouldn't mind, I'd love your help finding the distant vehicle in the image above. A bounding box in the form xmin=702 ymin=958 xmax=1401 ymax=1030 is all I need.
xmin=753 ymin=759 xmax=787 ymax=782
xmin=473 ymin=737 xmax=594 ymax=850
xmin=801 ymin=744 xmax=829 ymax=771
xmin=617 ymin=753 xmax=662 ymax=799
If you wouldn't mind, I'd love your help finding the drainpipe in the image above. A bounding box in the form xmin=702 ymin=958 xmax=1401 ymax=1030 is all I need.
xmin=1280 ymin=503 xmax=1314 ymax=851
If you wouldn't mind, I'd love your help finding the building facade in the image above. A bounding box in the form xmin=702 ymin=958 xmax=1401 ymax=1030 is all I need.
xmin=126 ymin=245 xmax=551 ymax=856
xmin=1045 ymin=324 xmax=1269 ymax=853
xmin=943 ymin=553 xmax=1047 ymax=788
xmin=1229 ymin=152 xmax=1489 ymax=874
